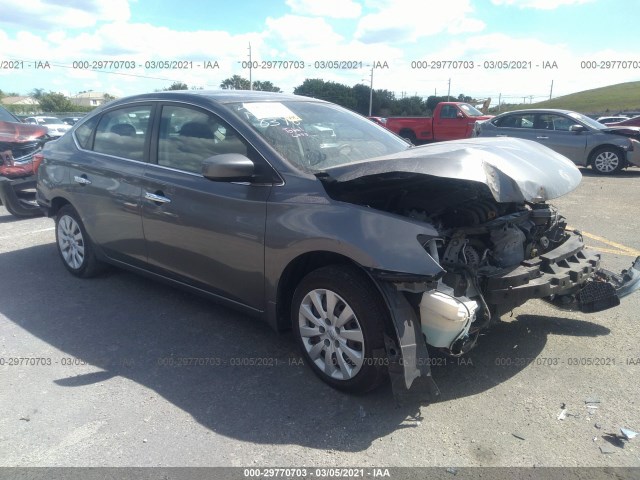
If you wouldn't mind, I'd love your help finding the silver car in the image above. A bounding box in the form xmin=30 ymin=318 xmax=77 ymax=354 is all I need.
xmin=474 ymin=108 xmax=640 ymax=174
xmin=36 ymin=92 xmax=640 ymax=395
xmin=25 ymin=116 xmax=72 ymax=139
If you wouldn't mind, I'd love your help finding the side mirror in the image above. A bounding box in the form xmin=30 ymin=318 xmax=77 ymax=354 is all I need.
xmin=570 ymin=124 xmax=587 ymax=133
xmin=202 ymin=154 xmax=254 ymax=182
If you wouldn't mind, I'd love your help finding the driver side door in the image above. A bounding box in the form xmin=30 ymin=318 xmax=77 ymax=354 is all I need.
xmin=140 ymin=103 xmax=274 ymax=311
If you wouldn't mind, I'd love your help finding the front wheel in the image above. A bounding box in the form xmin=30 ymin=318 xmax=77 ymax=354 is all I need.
xmin=591 ymin=147 xmax=625 ymax=174
xmin=55 ymin=205 xmax=103 ymax=277
xmin=292 ymin=265 xmax=388 ymax=393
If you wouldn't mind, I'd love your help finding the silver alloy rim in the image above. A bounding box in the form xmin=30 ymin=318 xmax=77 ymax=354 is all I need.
xmin=57 ymin=214 xmax=85 ymax=269
xmin=298 ymin=288 xmax=365 ymax=380
xmin=594 ymin=151 xmax=619 ymax=173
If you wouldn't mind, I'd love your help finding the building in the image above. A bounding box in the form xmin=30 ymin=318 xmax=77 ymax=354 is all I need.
xmin=70 ymin=92 xmax=112 ymax=108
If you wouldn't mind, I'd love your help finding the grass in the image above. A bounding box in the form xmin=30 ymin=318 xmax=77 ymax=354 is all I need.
xmin=493 ymin=81 xmax=640 ymax=115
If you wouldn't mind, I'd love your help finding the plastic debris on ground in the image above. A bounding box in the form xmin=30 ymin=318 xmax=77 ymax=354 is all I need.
xmin=620 ymin=428 xmax=638 ymax=440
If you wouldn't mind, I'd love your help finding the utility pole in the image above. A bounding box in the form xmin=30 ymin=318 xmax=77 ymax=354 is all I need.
xmin=498 ymin=93 xmax=502 ymax=112
xmin=248 ymin=43 xmax=253 ymax=91
xmin=368 ymin=67 xmax=374 ymax=116
xmin=447 ymin=79 xmax=451 ymax=101
xmin=549 ymin=80 xmax=554 ymax=100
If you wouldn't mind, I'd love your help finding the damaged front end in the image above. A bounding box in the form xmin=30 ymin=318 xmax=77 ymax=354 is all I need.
xmin=0 ymin=120 xmax=48 ymax=217
xmin=321 ymin=137 xmax=640 ymax=392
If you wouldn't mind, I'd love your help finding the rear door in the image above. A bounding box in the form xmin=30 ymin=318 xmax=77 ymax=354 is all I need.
xmin=140 ymin=103 xmax=274 ymax=311
xmin=67 ymin=103 xmax=153 ymax=265
xmin=489 ymin=112 xmax=537 ymax=141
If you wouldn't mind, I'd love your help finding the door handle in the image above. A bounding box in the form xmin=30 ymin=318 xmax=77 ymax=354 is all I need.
xmin=496 ymin=134 xmax=508 ymax=137
xmin=74 ymin=175 xmax=91 ymax=185
xmin=536 ymin=136 xmax=549 ymax=139
xmin=144 ymin=192 xmax=171 ymax=204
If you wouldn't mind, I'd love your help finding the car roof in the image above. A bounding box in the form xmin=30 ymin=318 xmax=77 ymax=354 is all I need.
xmin=496 ymin=109 xmax=576 ymax=116
xmin=104 ymin=89 xmax=322 ymax=106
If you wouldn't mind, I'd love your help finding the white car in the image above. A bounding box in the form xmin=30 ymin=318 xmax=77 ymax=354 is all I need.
xmin=596 ymin=115 xmax=629 ymax=124
xmin=24 ymin=116 xmax=72 ymax=138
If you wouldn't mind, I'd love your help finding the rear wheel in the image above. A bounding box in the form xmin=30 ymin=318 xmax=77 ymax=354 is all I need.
xmin=399 ymin=129 xmax=417 ymax=144
xmin=292 ymin=265 xmax=388 ymax=393
xmin=591 ymin=146 xmax=625 ymax=174
xmin=55 ymin=205 xmax=103 ymax=277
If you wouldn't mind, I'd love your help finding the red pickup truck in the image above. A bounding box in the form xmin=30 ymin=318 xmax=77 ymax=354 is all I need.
xmin=382 ymin=102 xmax=492 ymax=143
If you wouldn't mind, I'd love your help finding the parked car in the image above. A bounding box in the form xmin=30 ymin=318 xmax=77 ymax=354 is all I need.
xmin=605 ymin=115 xmax=640 ymax=127
xmin=24 ymin=116 xmax=72 ymax=138
xmin=0 ymin=105 xmax=48 ymax=217
xmin=596 ymin=115 xmax=629 ymax=124
xmin=473 ymin=109 xmax=640 ymax=174
xmin=36 ymin=91 xmax=640 ymax=394
xmin=61 ymin=116 xmax=83 ymax=125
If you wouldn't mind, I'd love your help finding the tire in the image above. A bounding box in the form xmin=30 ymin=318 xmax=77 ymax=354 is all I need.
xmin=292 ymin=265 xmax=388 ymax=393
xmin=590 ymin=146 xmax=625 ymax=174
xmin=55 ymin=204 xmax=103 ymax=278
xmin=399 ymin=129 xmax=417 ymax=144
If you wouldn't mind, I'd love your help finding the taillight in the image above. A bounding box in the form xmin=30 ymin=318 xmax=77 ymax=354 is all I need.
xmin=33 ymin=153 xmax=44 ymax=173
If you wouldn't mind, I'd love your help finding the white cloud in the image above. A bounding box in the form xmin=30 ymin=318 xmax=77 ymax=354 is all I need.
xmin=286 ymin=0 xmax=362 ymax=18
xmin=491 ymin=0 xmax=594 ymax=9
xmin=0 ymin=0 xmax=130 ymax=30
xmin=356 ymin=0 xmax=485 ymax=43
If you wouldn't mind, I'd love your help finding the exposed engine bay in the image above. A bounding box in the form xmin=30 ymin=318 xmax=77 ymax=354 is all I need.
xmin=322 ymin=172 xmax=640 ymax=357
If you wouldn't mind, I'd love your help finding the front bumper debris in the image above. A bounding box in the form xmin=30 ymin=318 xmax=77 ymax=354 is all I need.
xmin=0 ymin=176 xmax=41 ymax=217
xmin=482 ymin=232 xmax=640 ymax=314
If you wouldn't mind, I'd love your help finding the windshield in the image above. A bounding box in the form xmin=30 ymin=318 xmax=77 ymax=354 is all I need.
xmin=458 ymin=103 xmax=484 ymax=117
xmin=0 ymin=106 xmax=19 ymax=123
xmin=567 ymin=111 xmax=606 ymax=130
xmin=228 ymin=101 xmax=410 ymax=171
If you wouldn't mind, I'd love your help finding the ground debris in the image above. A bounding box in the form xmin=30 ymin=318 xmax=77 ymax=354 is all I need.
xmin=620 ymin=427 xmax=638 ymax=440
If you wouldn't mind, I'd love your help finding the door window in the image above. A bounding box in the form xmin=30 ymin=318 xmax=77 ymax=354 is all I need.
xmin=440 ymin=105 xmax=458 ymax=119
xmin=93 ymin=106 xmax=152 ymax=161
xmin=494 ymin=114 xmax=535 ymax=129
xmin=157 ymin=105 xmax=248 ymax=174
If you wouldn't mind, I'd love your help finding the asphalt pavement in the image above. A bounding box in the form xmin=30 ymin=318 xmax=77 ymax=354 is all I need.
xmin=1 ymin=168 xmax=639 ymax=471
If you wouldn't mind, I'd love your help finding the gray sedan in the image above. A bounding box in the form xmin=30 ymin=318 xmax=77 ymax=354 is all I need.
xmin=473 ymin=108 xmax=640 ymax=174
xmin=36 ymin=91 xmax=640 ymax=395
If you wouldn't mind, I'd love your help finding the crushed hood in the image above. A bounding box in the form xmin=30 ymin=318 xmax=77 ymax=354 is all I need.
xmin=602 ymin=126 xmax=640 ymax=138
xmin=321 ymin=137 xmax=582 ymax=203
xmin=0 ymin=121 xmax=48 ymax=145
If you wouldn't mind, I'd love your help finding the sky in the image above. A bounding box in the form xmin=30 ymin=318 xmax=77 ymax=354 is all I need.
xmin=0 ymin=0 xmax=639 ymax=106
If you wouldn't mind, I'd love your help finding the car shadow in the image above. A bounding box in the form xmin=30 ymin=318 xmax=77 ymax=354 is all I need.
xmin=579 ymin=167 xmax=640 ymax=178
xmin=0 ymin=244 xmax=611 ymax=452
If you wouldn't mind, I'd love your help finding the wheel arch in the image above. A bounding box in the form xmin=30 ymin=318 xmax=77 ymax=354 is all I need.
xmin=398 ymin=128 xmax=417 ymax=141
xmin=274 ymin=251 xmax=393 ymax=336
xmin=587 ymin=144 xmax=627 ymax=166
xmin=46 ymin=196 xmax=72 ymax=217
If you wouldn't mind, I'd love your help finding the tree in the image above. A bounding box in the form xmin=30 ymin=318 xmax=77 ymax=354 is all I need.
xmin=393 ymin=96 xmax=425 ymax=116
xmin=220 ymin=75 xmax=250 ymax=90
xmin=30 ymin=88 xmax=46 ymax=100
xmin=103 ymin=93 xmax=116 ymax=103
xmin=38 ymin=92 xmax=76 ymax=112
xmin=164 ymin=82 xmax=189 ymax=91
xmin=252 ymin=80 xmax=281 ymax=92
xmin=294 ymin=79 xmax=356 ymax=110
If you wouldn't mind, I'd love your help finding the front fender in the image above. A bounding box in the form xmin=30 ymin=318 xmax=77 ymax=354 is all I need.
xmin=264 ymin=199 xmax=445 ymax=308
